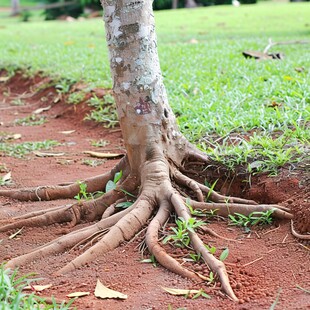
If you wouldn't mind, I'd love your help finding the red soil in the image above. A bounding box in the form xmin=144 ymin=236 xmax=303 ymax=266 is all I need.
xmin=0 ymin=72 xmax=309 ymax=310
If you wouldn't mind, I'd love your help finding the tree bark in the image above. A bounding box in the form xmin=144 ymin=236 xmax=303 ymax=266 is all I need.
xmin=102 ymin=0 xmax=187 ymax=177
xmin=11 ymin=0 xmax=20 ymax=16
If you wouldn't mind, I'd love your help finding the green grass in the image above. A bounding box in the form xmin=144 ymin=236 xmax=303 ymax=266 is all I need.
xmin=0 ymin=140 xmax=60 ymax=158
xmin=0 ymin=2 xmax=309 ymax=174
xmin=0 ymin=264 xmax=75 ymax=309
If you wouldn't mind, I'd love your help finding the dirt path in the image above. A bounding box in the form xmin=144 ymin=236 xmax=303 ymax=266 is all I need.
xmin=0 ymin=72 xmax=309 ymax=309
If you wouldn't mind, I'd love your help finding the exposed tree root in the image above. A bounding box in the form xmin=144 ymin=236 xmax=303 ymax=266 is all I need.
xmin=0 ymin=157 xmax=128 ymax=202
xmin=0 ymin=150 xmax=294 ymax=302
xmin=291 ymin=220 xmax=310 ymax=240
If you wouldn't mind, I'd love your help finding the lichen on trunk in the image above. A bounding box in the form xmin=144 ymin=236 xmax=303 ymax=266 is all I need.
xmin=103 ymin=0 xmax=186 ymax=174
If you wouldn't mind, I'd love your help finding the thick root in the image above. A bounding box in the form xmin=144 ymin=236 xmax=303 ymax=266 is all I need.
xmin=58 ymin=196 xmax=155 ymax=274
xmin=145 ymin=199 xmax=201 ymax=282
xmin=0 ymin=157 xmax=128 ymax=201
xmin=5 ymin=205 xmax=135 ymax=270
xmin=291 ymin=220 xmax=310 ymax=240
xmin=0 ymin=189 xmax=124 ymax=232
xmin=1 ymin=150 xmax=295 ymax=302
xmin=171 ymin=193 xmax=238 ymax=301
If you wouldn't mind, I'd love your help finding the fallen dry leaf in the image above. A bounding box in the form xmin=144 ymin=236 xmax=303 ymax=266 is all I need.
xmin=33 ymin=106 xmax=51 ymax=114
xmin=67 ymin=291 xmax=90 ymax=298
xmin=59 ymin=130 xmax=76 ymax=135
xmin=12 ymin=133 xmax=22 ymax=140
xmin=9 ymin=227 xmax=23 ymax=239
xmin=84 ymin=151 xmax=124 ymax=159
xmin=24 ymin=284 xmax=52 ymax=292
xmin=94 ymin=279 xmax=127 ymax=299
xmin=33 ymin=151 xmax=65 ymax=157
xmin=0 ymin=76 xmax=10 ymax=82
xmin=161 ymin=287 xmax=201 ymax=296
xmin=2 ymin=171 xmax=12 ymax=183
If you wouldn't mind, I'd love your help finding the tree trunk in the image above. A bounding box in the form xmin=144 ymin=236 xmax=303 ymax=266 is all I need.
xmin=172 ymin=0 xmax=178 ymax=9
xmin=102 ymin=0 xmax=187 ymax=178
xmin=185 ymin=0 xmax=198 ymax=8
xmin=11 ymin=0 xmax=20 ymax=16
xmin=0 ymin=0 xmax=294 ymax=303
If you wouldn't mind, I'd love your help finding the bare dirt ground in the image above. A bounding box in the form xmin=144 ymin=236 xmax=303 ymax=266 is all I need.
xmin=0 ymin=72 xmax=309 ymax=310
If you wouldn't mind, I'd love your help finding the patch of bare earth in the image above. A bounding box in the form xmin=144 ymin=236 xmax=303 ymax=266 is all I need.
xmin=0 ymin=72 xmax=309 ymax=310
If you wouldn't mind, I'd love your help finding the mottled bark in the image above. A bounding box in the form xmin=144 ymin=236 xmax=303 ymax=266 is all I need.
xmin=102 ymin=0 xmax=187 ymax=176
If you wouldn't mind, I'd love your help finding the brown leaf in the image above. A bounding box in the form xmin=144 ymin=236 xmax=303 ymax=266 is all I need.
xmin=24 ymin=284 xmax=52 ymax=292
xmin=161 ymin=287 xmax=201 ymax=296
xmin=58 ymin=130 xmax=76 ymax=135
xmin=33 ymin=151 xmax=65 ymax=157
xmin=0 ymin=76 xmax=10 ymax=82
xmin=2 ymin=171 xmax=12 ymax=182
xmin=84 ymin=151 xmax=124 ymax=159
xmin=33 ymin=106 xmax=51 ymax=114
xmin=67 ymin=291 xmax=90 ymax=298
xmin=9 ymin=227 xmax=24 ymax=239
xmin=94 ymin=279 xmax=127 ymax=299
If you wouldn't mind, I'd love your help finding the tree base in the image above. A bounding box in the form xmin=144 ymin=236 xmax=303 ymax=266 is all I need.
xmin=0 ymin=149 xmax=293 ymax=302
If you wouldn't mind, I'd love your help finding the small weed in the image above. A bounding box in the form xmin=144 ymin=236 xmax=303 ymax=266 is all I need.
xmin=74 ymin=181 xmax=104 ymax=201
xmin=188 ymin=252 xmax=202 ymax=262
xmin=11 ymin=98 xmax=25 ymax=106
xmin=14 ymin=115 xmax=47 ymax=126
xmin=0 ymin=140 xmax=60 ymax=158
xmin=20 ymin=10 xmax=32 ymax=22
xmin=67 ymin=91 xmax=85 ymax=105
xmin=105 ymin=170 xmax=122 ymax=193
xmin=115 ymin=201 xmax=134 ymax=209
xmin=190 ymin=289 xmax=211 ymax=299
xmin=204 ymin=244 xmax=217 ymax=254
xmin=0 ymin=263 xmax=76 ymax=309
xmin=141 ymin=254 xmax=157 ymax=267
xmin=205 ymin=180 xmax=218 ymax=202
xmin=90 ymin=139 xmax=110 ymax=147
xmin=55 ymin=78 xmax=75 ymax=94
xmin=85 ymin=94 xmax=118 ymax=128
xmin=74 ymin=182 xmax=89 ymax=201
xmin=163 ymin=217 xmax=205 ymax=248
xmin=229 ymin=209 xmax=275 ymax=228
xmin=219 ymin=247 xmax=229 ymax=262
xmin=82 ymin=159 xmax=105 ymax=167
xmin=186 ymin=198 xmax=218 ymax=219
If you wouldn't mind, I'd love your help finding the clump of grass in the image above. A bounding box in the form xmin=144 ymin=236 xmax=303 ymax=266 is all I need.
xmin=0 ymin=264 xmax=75 ymax=309
xmin=84 ymin=94 xmax=118 ymax=128
xmin=67 ymin=91 xmax=85 ymax=105
xmin=200 ymin=130 xmax=307 ymax=176
xmin=14 ymin=115 xmax=47 ymax=126
xmin=229 ymin=209 xmax=275 ymax=228
xmin=0 ymin=140 xmax=60 ymax=158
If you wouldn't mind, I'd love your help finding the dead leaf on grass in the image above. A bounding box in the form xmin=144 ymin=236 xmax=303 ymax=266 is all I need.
xmin=84 ymin=151 xmax=124 ymax=159
xmin=24 ymin=284 xmax=52 ymax=292
xmin=33 ymin=106 xmax=51 ymax=114
xmin=94 ymin=279 xmax=127 ymax=299
xmin=9 ymin=227 xmax=24 ymax=239
xmin=67 ymin=291 xmax=90 ymax=298
xmin=161 ymin=287 xmax=201 ymax=296
xmin=33 ymin=151 xmax=65 ymax=157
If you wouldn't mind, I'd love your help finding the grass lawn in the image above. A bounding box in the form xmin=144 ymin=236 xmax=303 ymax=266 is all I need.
xmin=0 ymin=2 xmax=309 ymax=174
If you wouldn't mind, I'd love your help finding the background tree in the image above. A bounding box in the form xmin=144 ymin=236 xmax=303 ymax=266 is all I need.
xmin=11 ymin=0 xmax=20 ymax=16
xmin=0 ymin=0 xmax=292 ymax=301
